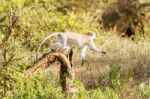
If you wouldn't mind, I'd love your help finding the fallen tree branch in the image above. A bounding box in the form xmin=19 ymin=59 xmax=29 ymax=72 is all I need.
xmin=24 ymin=50 xmax=75 ymax=92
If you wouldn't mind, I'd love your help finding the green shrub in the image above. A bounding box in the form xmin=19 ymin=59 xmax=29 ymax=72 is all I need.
xmin=139 ymin=82 xmax=150 ymax=99
xmin=109 ymin=64 xmax=121 ymax=90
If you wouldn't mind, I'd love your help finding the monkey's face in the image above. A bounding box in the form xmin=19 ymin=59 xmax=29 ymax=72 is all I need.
xmin=93 ymin=38 xmax=96 ymax=41
xmin=87 ymin=31 xmax=96 ymax=41
xmin=87 ymin=31 xmax=96 ymax=38
xmin=92 ymin=33 xmax=96 ymax=41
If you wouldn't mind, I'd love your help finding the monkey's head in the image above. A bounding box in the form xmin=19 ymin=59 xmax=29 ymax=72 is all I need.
xmin=87 ymin=31 xmax=96 ymax=40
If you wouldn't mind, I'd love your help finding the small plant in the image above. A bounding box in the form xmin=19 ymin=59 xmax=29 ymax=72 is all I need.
xmin=109 ymin=64 xmax=121 ymax=90
xmin=104 ymin=87 xmax=119 ymax=99
xmin=139 ymin=82 xmax=150 ymax=99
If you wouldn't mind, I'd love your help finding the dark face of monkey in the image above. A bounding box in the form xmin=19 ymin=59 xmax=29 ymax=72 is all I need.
xmin=87 ymin=31 xmax=96 ymax=41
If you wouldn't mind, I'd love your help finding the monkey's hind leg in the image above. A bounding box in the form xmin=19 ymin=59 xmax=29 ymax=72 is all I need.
xmin=67 ymin=48 xmax=74 ymax=67
xmin=59 ymin=33 xmax=69 ymax=51
xmin=49 ymin=42 xmax=63 ymax=52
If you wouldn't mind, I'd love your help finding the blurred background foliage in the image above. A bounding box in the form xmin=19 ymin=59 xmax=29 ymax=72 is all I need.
xmin=0 ymin=0 xmax=150 ymax=98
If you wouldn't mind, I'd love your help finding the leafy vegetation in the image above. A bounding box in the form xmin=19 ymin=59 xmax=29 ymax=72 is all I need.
xmin=0 ymin=0 xmax=150 ymax=99
xmin=102 ymin=0 xmax=150 ymax=38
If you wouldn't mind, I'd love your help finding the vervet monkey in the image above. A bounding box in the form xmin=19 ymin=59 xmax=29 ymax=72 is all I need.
xmin=37 ymin=31 xmax=106 ymax=65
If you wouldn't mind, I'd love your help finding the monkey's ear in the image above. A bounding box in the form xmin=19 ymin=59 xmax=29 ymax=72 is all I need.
xmin=87 ymin=32 xmax=93 ymax=36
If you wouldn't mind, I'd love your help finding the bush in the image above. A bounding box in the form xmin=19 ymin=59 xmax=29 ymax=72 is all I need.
xmin=139 ymin=82 xmax=150 ymax=98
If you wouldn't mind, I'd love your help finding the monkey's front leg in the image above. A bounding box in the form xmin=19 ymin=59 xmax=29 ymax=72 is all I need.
xmin=88 ymin=42 xmax=107 ymax=54
xmin=81 ymin=45 xmax=88 ymax=66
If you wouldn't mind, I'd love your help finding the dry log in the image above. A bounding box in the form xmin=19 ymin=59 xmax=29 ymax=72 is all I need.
xmin=23 ymin=50 xmax=75 ymax=92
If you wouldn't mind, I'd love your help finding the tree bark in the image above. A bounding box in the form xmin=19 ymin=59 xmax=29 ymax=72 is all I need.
xmin=24 ymin=50 xmax=75 ymax=92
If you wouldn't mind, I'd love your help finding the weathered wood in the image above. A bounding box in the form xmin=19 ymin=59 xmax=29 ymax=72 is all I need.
xmin=24 ymin=49 xmax=75 ymax=92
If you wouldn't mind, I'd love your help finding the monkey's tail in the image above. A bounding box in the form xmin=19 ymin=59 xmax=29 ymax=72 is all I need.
xmin=37 ymin=32 xmax=61 ymax=60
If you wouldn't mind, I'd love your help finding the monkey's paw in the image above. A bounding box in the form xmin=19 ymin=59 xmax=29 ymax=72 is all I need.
xmin=101 ymin=50 xmax=107 ymax=55
xmin=81 ymin=59 xmax=87 ymax=66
